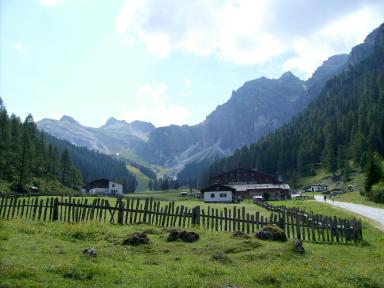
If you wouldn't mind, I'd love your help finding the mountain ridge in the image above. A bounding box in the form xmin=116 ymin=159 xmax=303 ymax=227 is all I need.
xmin=37 ymin=23 xmax=383 ymax=179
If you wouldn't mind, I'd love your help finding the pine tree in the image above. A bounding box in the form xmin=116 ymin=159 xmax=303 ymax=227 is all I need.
xmin=17 ymin=114 xmax=35 ymax=189
xmin=364 ymin=152 xmax=383 ymax=195
xmin=61 ymin=149 xmax=73 ymax=185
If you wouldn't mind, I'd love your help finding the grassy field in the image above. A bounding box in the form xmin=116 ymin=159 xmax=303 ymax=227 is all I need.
xmin=1 ymin=215 xmax=383 ymax=288
xmin=126 ymin=165 xmax=152 ymax=192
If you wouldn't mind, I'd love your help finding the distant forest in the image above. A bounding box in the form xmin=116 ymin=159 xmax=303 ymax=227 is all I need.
xmin=0 ymin=99 xmax=137 ymax=193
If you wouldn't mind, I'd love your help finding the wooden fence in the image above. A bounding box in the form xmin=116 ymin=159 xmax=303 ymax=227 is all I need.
xmin=254 ymin=201 xmax=363 ymax=243
xmin=0 ymin=195 xmax=362 ymax=243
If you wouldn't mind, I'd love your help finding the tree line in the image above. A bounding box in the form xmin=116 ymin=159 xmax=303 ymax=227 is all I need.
xmin=148 ymin=177 xmax=180 ymax=191
xmin=0 ymin=99 xmax=137 ymax=193
xmin=0 ymin=101 xmax=81 ymax=191
xmin=202 ymin=26 xmax=384 ymax=203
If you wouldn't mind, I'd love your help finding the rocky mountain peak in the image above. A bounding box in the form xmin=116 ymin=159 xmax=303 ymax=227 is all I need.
xmin=104 ymin=117 xmax=127 ymax=127
xmin=60 ymin=115 xmax=80 ymax=125
xmin=279 ymin=71 xmax=299 ymax=81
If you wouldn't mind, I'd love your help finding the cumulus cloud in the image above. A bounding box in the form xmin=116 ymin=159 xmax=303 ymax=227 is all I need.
xmin=120 ymin=82 xmax=190 ymax=127
xmin=116 ymin=0 xmax=384 ymax=77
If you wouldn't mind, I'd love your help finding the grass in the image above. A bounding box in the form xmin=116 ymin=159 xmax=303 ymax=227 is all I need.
xmin=126 ymin=165 xmax=152 ymax=192
xmin=0 ymin=178 xmax=79 ymax=196
xmin=0 ymin=180 xmax=11 ymax=193
xmin=297 ymin=168 xmax=331 ymax=188
xmin=334 ymin=192 xmax=384 ymax=209
xmin=1 ymin=216 xmax=383 ymax=288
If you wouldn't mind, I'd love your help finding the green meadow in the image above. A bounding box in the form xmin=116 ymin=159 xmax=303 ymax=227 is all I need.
xmin=1 ymin=197 xmax=384 ymax=288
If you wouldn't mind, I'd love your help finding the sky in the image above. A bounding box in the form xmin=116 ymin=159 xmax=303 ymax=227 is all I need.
xmin=1 ymin=0 xmax=384 ymax=128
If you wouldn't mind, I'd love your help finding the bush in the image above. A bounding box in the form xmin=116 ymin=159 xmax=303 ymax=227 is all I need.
xmin=370 ymin=182 xmax=384 ymax=203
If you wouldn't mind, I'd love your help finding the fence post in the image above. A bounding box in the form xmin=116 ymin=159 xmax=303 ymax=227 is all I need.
xmin=117 ymin=198 xmax=124 ymax=225
xmin=52 ymin=198 xmax=59 ymax=221
xmin=191 ymin=207 xmax=197 ymax=226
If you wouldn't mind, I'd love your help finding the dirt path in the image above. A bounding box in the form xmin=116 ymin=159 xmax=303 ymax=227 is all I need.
xmin=314 ymin=195 xmax=384 ymax=231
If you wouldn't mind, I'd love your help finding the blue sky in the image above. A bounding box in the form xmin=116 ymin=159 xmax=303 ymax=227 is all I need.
xmin=1 ymin=0 xmax=384 ymax=127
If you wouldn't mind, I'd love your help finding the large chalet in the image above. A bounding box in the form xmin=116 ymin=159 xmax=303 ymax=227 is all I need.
xmin=204 ymin=168 xmax=290 ymax=201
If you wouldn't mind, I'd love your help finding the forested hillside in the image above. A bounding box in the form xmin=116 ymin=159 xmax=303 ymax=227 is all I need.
xmin=203 ymin=24 xmax=384 ymax=194
xmin=46 ymin=135 xmax=137 ymax=193
xmin=0 ymin=100 xmax=81 ymax=191
xmin=0 ymin=100 xmax=137 ymax=193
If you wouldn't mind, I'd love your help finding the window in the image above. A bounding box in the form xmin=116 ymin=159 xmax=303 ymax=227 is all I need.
xmin=220 ymin=193 xmax=227 ymax=198
xmin=210 ymin=193 xmax=215 ymax=198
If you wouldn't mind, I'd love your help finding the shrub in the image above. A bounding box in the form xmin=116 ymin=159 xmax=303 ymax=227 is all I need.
xmin=370 ymin=181 xmax=384 ymax=203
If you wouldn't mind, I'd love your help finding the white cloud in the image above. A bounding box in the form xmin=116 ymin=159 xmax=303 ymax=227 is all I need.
xmin=283 ymin=6 xmax=384 ymax=78
xmin=39 ymin=0 xmax=63 ymax=7
xmin=116 ymin=0 xmax=384 ymax=77
xmin=121 ymin=82 xmax=190 ymax=127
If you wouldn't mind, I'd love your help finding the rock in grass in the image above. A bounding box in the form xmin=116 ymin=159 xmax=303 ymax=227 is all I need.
xmin=255 ymin=224 xmax=287 ymax=242
xmin=83 ymin=247 xmax=96 ymax=257
xmin=123 ymin=232 xmax=149 ymax=245
xmin=232 ymin=231 xmax=251 ymax=239
xmin=293 ymin=239 xmax=305 ymax=254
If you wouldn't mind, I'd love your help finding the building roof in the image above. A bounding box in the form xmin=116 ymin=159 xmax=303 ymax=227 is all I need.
xmin=87 ymin=178 xmax=110 ymax=189
xmin=200 ymin=184 xmax=236 ymax=193
xmin=230 ymin=183 xmax=290 ymax=192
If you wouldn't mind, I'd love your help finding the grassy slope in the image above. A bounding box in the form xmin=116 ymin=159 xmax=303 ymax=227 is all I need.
xmin=297 ymin=168 xmax=331 ymax=188
xmin=0 ymin=178 xmax=79 ymax=195
xmin=126 ymin=165 xmax=151 ymax=192
xmin=1 ymin=217 xmax=383 ymax=288
xmin=334 ymin=192 xmax=384 ymax=209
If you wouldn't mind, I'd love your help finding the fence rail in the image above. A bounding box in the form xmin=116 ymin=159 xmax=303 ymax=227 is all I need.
xmin=0 ymin=195 xmax=362 ymax=243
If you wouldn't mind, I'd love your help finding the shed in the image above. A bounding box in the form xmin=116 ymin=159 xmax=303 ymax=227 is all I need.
xmin=200 ymin=184 xmax=236 ymax=203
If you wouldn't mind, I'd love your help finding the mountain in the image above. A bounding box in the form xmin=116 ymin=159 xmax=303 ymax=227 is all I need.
xmin=37 ymin=32 xmax=356 ymax=180
xmin=38 ymin=116 xmax=154 ymax=157
xmin=203 ymin=22 xmax=384 ymax=187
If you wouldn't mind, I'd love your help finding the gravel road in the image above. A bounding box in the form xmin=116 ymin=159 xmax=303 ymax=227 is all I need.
xmin=314 ymin=195 xmax=384 ymax=230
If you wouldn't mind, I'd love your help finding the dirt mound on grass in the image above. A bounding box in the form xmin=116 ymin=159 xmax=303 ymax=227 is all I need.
xmin=232 ymin=231 xmax=251 ymax=239
xmin=167 ymin=230 xmax=199 ymax=243
xmin=123 ymin=232 xmax=149 ymax=245
xmin=255 ymin=224 xmax=287 ymax=242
